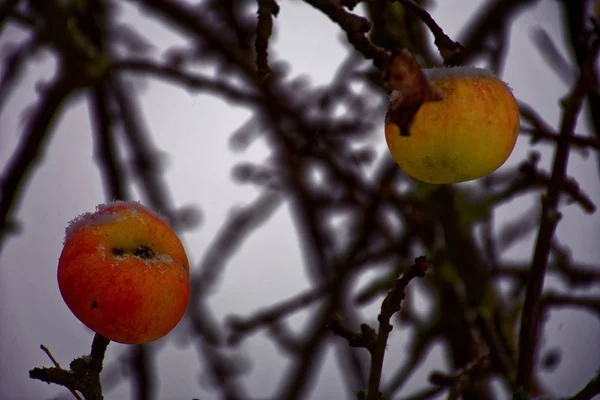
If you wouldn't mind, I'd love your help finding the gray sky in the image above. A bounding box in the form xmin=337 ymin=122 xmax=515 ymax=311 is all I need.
xmin=1 ymin=1 xmax=599 ymax=399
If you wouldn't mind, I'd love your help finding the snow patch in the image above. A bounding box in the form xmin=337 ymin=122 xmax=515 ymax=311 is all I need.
xmin=64 ymin=212 xmax=120 ymax=244
xmin=96 ymin=201 xmax=167 ymax=223
xmin=424 ymin=66 xmax=497 ymax=79
xmin=149 ymin=254 xmax=174 ymax=264
xmin=388 ymin=67 xmax=513 ymax=107
xmin=112 ymin=252 xmax=174 ymax=266
xmin=139 ymin=253 xmax=174 ymax=274
xmin=64 ymin=201 xmax=168 ymax=244
xmin=424 ymin=66 xmax=513 ymax=91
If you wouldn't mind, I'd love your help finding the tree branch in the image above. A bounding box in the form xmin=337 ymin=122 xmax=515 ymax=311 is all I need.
xmin=366 ymin=256 xmax=428 ymax=400
xmin=30 ymin=334 xmax=110 ymax=400
xmin=0 ymin=69 xmax=80 ymax=254
xmin=516 ymin=36 xmax=600 ymax=392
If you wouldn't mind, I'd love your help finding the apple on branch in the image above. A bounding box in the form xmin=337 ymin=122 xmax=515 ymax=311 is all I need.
xmin=57 ymin=201 xmax=190 ymax=344
xmin=385 ymin=66 xmax=520 ymax=184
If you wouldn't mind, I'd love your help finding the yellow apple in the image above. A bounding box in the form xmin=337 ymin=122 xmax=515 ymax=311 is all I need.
xmin=385 ymin=67 xmax=520 ymax=184
xmin=57 ymin=201 xmax=190 ymax=344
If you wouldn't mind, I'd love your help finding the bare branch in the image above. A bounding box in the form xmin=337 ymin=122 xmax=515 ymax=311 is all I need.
xmin=30 ymin=334 xmax=110 ymax=400
xmin=517 ymin=35 xmax=600 ymax=392
xmin=255 ymin=0 xmax=279 ymax=82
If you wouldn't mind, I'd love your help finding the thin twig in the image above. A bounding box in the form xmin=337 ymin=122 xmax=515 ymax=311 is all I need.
xmin=366 ymin=257 xmax=428 ymax=400
xmin=30 ymin=334 xmax=111 ymax=400
xmin=40 ymin=345 xmax=62 ymax=368
xmin=40 ymin=345 xmax=83 ymax=400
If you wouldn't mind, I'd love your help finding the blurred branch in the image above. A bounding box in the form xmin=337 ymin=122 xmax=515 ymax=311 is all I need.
xmin=541 ymin=292 xmax=600 ymax=317
xmin=115 ymin=58 xmax=260 ymax=104
xmin=278 ymin=161 xmax=400 ymax=399
xmin=432 ymin=186 xmax=517 ymax=395
xmin=530 ymin=27 xmax=576 ymax=86
xmin=397 ymin=0 xmax=464 ymax=66
xmin=460 ymin=0 xmax=541 ymax=64
xmin=0 ymin=68 xmax=84 ymax=254
xmin=120 ymin=4 xmax=361 ymax=399
xmin=88 ymin=83 xmax=130 ymax=201
xmin=0 ymin=35 xmax=40 ymax=114
xmin=333 ymin=333 xmax=370 ymax=398
xmin=383 ymin=321 xmax=438 ymax=396
xmin=302 ymin=0 xmax=390 ymax=68
xmin=397 ymin=385 xmax=447 ymax=400
xmin=186 ymin=302 xmax=248 ymax=398
xmin=228 ymin=280 xmax=329 ymax=345
xmin=127 ymin=0 xmax=259 ymax=76
xmin=109 ymin=74 xmax=178 ymax=222
xmin=428 ymin=354 xmax=491 ymax=400
xmin=557 ymin=1 xmax=600 ymax=177
xmin=496 ymin=205 xmax=539 ymax=254
xmin=27 ymin=0 xmax=102 ymax=63
xmin=82 ymin=2 xmax=130 ymax=202
xmin=516 ymin=34 xmax=600 ymax=392
xmin=0 ymin=0 xmax=21 ymax=32
xmin=519 ymin=101 xmax=600 ymax=151
xmin=266 ymin=321 xmax=304 ymax=354
xmin=0 ymin=0 xmax=114 ymax=254
xmin=520 ymin=127 xmax=600 ymax=151
xmin=494 ymin=261 xmax=600 ymax=289
xmin=188 ymin=195 xmax=278 ymax=398
xmin=568 ymin=369 xmax=600 ymax=400
xmin=196 ymin=191 xmax=282 ymax=293
xmin=129 ymin=345 xmax=154 ymax=400
xmin=365 ymin=0 xmax=434 ymax=66
xmin=488 ymin=154 xmax=596 ymax=214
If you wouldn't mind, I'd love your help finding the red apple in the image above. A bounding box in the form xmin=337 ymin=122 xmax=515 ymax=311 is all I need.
xmin=57 ymin=201 xmax=190 ymax=344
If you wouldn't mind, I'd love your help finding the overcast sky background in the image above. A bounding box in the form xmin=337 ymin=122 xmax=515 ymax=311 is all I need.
xmin=1 ymin=1 xmax=599 ymax=399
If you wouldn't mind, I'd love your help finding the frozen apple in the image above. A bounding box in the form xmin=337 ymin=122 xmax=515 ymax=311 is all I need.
xmin=57 ymin=201 xmax=190 ymax=344
xmin=385 ymin=67 xmax=520 ymax=184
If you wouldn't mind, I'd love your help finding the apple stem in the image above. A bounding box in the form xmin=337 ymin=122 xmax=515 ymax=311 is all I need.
xmin=89 ymin=334 xmax=111 ymax=373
